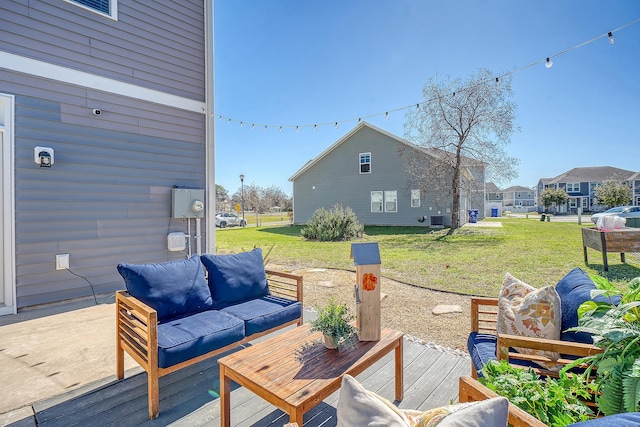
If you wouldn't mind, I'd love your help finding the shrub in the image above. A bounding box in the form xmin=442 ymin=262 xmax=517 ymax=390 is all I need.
xmin=301 ymin=204 xmax=364 ymax=242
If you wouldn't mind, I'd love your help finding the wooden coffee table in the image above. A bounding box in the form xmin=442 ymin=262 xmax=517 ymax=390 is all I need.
xmin=218 ymin=323 xmax=404 ymax=426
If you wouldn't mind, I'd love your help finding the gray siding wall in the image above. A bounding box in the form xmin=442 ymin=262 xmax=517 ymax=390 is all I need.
xmin=1 ymin=0 xmax=206 ymax=308
xmin=1 ymin=0 xmax=204 ymax=101
xmin=292 ymin=126 xmax=453 ymax=226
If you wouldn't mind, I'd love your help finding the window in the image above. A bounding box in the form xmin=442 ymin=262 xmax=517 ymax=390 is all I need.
xmin=566 ymin=183 xmax=579 ymax=192
xmin=411 ymin=189 xmax=420 ymax=208
xmin=384 ymin=191 xmax=397 ymax=212
xmin=66 ymin=0 xmax=117 ymax=19
xmin=582 ymin=198 xmax=588 ymax=208
xmin=569 ymin=198 xmax=577 ymax=208
xmin=590 ymin=182 xmax=601 ymax=191
xmin=359 ymin=153 xmax=371 ymax=174
xmin=371 ymin=191 xmax=383 ymax=212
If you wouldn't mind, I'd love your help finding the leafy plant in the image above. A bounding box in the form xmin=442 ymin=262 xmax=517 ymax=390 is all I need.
xmin=301 ymin=204 xmax=364 ymax=242
xmin=480 ymin=360 xmax=593 ymax=426
xmin=565 ymin=275 xmax=640 ymax=416
xmin=310 ymin=298 xmax=357 ymax=349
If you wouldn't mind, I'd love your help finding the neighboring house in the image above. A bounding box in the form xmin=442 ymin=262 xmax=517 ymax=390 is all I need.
xmin=536 ymin=166 xmax=637 ymax=214
xmin=485 ymin=182 xmax=502 ymax=203
xmin=0 ymin=1 xmax=215 ymax=313
xmin=289 ymin=121 xmax=485 ymax=227
xmin=502 ymin=185 xmax=536 ymax=210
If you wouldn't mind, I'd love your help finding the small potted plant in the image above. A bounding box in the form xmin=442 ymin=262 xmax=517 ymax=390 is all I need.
xmin=310 ymin=298 xmax=357 ymax=349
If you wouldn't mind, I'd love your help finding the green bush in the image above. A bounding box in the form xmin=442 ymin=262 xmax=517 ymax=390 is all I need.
xmin=301 ymin=204 xmax=364 ymax=242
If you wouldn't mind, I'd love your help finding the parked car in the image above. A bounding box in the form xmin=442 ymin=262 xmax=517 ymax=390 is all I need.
xmin=215 ymin=212 xmax=246 ymax=228
xmin=590 ymin=206 xmax=640 ymax=224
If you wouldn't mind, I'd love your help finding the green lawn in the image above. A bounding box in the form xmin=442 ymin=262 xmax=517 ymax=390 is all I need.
xmin=214 ymin=218 xmax=640 ymax=296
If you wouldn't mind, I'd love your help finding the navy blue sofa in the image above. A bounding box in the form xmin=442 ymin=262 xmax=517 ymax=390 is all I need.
xmin=115 ymin=249 xmax=303 ymax=419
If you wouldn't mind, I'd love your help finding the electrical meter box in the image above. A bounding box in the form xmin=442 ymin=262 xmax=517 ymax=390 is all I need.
xmin=172 ymin=188 xmax=205 ymax=219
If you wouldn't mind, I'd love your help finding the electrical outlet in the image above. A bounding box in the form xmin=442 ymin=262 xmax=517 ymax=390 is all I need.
xmin=56 ymin=254 xmax=69 ymax=270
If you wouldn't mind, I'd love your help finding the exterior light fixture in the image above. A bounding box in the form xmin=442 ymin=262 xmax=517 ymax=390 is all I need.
xmin=34 ymin=146 xmax=54 ymax=168
xmin=545 ymin=57 xmax=553 ymax=68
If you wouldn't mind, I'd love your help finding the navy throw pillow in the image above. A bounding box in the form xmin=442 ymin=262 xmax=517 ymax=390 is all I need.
xmin=556 ymin=267 xmax=620 ymax=343
xmin=117 ymin=256 xmax=213 ymax=321
xmin=201 ymin=248 xmax=269 ymax=308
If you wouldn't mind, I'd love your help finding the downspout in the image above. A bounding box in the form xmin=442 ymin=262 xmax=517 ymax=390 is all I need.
xmin=204 ymin=0 xmax=215 ymax=253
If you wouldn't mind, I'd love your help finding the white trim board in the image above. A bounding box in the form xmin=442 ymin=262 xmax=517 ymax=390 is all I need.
xmin=0 ymin=94 xmax=16 ymax=315
xmin=0 ymin=50 xmax=206 ymax=114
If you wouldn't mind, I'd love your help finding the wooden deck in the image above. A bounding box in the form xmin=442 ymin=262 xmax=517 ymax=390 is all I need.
xmin=12 ymin=332 xmax=470 ymax=427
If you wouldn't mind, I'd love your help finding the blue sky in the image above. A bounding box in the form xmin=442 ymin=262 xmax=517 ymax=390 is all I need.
xmin=214 ymin=1 xmax=640 ymax=197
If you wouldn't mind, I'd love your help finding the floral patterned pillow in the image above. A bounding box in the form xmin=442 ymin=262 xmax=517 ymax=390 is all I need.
xmin=496 ymin=273 xmax=562 ymax=370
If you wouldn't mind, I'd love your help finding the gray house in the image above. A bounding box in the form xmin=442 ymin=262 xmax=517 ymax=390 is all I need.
xmin=502 ymin=185 xmax=536 ymax=210
xmin=536 ymin=166 xmax=638 ymax=213
xmin=0 ymin=0 xmax=215 ymax=313
xmin=289 ymin=122 xmax=485 ymax=227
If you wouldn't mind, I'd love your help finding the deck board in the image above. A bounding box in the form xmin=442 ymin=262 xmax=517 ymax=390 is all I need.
xmin=13 ymin=333 xmax=470 ymax=427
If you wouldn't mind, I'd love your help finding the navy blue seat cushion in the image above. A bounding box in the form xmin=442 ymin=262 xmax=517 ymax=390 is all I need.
xmin=568 ymin=412 xmax=640 ymax=426
xmin=117 ymin=256 xmax=213 ymax=321
xmin=200 ymin=249 xmax=269 ymax=308
xmin=157 ymin=310 xmax=245 ymax=368
xmin=556 ymin=267 xmax=620 ymax=344
xmin=221 ymin=295 xmax=302 ymax=336
xmin=467 ymin=332 xmax=540 ymax=377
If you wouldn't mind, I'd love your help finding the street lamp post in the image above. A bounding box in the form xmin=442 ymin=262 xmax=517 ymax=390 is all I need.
xmin=239 ymin=173 xmax=245 ymax=227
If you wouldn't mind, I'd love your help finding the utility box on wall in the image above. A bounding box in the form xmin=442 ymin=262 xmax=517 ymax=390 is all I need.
xmin=172 ymin=188 xmax=205 ymax=219
xmin=351 ymin=242 xmax=381 ymax=341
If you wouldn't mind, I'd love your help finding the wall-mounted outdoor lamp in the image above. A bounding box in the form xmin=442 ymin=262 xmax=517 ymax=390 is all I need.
xmin=34 ymin=146 xmax=54 ymax=168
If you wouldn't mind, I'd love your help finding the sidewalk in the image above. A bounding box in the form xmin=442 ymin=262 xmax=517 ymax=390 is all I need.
xmin=0 ymin=297 xmax=138 ymax=420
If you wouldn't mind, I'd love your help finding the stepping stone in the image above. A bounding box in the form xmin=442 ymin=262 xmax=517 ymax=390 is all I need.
xmin=317 ymin=281 xmax=334 ymax=288
xmin=432 ymin=304 xmax=462 ymax=315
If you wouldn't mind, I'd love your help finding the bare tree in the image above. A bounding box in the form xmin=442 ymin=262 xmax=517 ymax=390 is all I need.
xmin=404 ymin=68 xmax=519 ymax=231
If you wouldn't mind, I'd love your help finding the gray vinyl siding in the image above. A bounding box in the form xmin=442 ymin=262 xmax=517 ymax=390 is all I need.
xmin=1 ymin=0 xmax=206 ymax=308
xmin=0 ymin=0 xmax=204 ymax=101
xmin=8 ymin=87 xmax=205 ymax=308
xmin=292 ymin=126 xmax=453 ymax=226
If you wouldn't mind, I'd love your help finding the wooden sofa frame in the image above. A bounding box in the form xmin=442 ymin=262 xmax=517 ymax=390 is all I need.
xmin=470 ymin=297 xmax=602 ymax=379
xmin=116 ymin=269 xmax=303 ymax=419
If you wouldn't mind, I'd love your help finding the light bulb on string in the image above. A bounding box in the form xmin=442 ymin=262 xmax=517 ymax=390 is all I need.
xmin=545 ymin=57 xmax=553 ymax=68
xmin=358 ymin=118 xmax=362 ymax=123
xmin=240 ymin=121 xmax=243 ymax=127
xmin=335 ymin=122 xmax=338 ymax=129
xmin=452 ymin=92 xmax=456 ymax=100
xmin=227 ymin=118 xmax=231 ymax=124
xmin=251 ymin=124 xmax=255 ymax=129
xmin=296 ymin=126 xmax=299 ymax=133
xmin=495 ymin=77 xmax=500 ymax=87
xmin=416 ymin=104 xmax=420 ymax=112
xmin=385 ymin=112 xmax=389 ymax=120
xmin=608 ymin=32 xmax=615 ymax=44
xmin=313 ymin=124 xmax=317 ymax=131
xmin=279 ymin=126 xmax=283 ymax=132
xmin=264 ymin=125 xmax=267 ymax=131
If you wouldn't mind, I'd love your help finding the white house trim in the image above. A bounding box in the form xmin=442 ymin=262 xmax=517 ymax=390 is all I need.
xmin=0 ymin=50 xmax=206 ymax=114
xmin=0 ymin=94 xmax=16 ymax=315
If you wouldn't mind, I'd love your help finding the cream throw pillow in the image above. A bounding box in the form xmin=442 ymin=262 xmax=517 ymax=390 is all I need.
xmin=337 ymin=375 xmax=509 ymax=427
xmin=496 ymin=273 xmax=562 ymax=370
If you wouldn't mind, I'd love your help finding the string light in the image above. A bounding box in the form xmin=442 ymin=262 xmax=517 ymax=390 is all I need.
xmin=215 ymin=18 xmax=639 ymax=132
xmin=240 ymin=121 xmax=243 ymax=127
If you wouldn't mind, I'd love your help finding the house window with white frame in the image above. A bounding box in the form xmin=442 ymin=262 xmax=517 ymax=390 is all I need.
xmin=66 ymin=0 xmax=117 ymax=19
xmin=566 ymin=183 xmax=580 ymax=192
xmin=384 ymin=191 xmax=397 ymax=212
xmin=411 ymin=189 xmax=420 ymax=208
xmin=569 ymin=198 xmax=577 ymax=208
xmin=582 ymin=198 xmax=588 ymax=208
xmin=371 ymin=191 xmax=383 ymax=212
xmin=359 ymin=153 xmax=371 ymax=174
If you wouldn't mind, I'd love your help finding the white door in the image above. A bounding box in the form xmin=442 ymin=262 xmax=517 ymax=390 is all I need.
xmin=0 ymin=94 xmax=16 ymax=315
